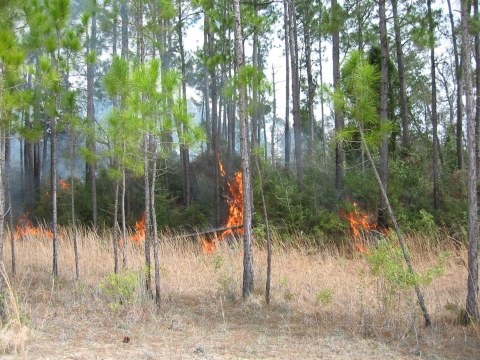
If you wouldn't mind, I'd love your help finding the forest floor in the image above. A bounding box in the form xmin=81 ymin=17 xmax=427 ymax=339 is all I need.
xmin=1 ymin=231 xmax=479 ymax=359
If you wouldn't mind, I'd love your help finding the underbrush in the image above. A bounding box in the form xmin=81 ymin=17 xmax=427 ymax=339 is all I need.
xmin=0 ymin=226 xmax=479 ymax=358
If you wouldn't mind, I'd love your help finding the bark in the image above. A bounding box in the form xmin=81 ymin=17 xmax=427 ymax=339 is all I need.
xmin=332 ymin=0 xmax=344 ymax=191
xmin=428 ymin=0 xmax=441 ymax=210
xmin=271 ymin=65 xmax=277 ymax=161
xmin=143 ymin=134 xmax=152 ymax=295
xmin=234 ymin=0 xmax=254 ymax=299
xmin=391 ymin=0 xmax=410 ymax=149
xmin=121 ymin=0 xmax=128 ymax=59
xmin=474 ymin=0 xmax=480 ymax=177
xmin=70 ymin=130 xmax=79 ymax=280
xmin=378 ymin=0 xmax=389 ymax=229
xmin=86 ymin=7 xmax=98 ymax=228
xmin=113 ymin=181 xmax=120 ymax=274
xmin=288 ymin=0 xmax=303 ymax=187
xmin=5 ymin=124 xmax=15 ymax=278
xmin=177 ymin=4 xmax=191 ymax=207
xmin=251 ymin=0 xmax=260 ymax=149
xmin=150 ymin=138 xmax=161 ymax=306
xmin=284 ymin=0 xmax=291 ymax=168
xmin=0 ymin=116 xmax=5 ymax=319
xmin=203 ymin=15 xmax=211 ymax=154
xmin=51 ymin=115 xmax=58 ymax=278
xmin=303 ymin=3 xmax=315 ymax=158
xmin=462 ymin=0 xmax=479 ymax=323
xmin=208 ymin=16 xmax=221 ymax=228
xmin=447 ymin=0 xmax=464 ymax=170
xmin=122 ymin=166 xmax=127 ymax=268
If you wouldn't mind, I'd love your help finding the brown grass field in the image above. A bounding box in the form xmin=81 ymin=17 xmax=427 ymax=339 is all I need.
xmin=0 ymin=228 xmax=479 ymax=359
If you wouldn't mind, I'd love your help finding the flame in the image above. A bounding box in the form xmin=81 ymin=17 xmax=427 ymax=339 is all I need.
xmin=57 ymin=178 xmax=68 ymax=189
xmin=341 ymin=202 xmax=389 ymax=254
xmin=202 ymin=162 xmax=244 ymax=254
xmin=202 ymin=237 xmax=217 ymax=254
xmin=14 ymin=212 xmax=54 ymax=240
xmin=128 ymin=211 xmax=146 ymax=244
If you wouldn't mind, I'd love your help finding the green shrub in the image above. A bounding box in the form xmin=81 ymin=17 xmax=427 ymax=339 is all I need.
xmin=100 ymin=270 xmax=139 ymax=310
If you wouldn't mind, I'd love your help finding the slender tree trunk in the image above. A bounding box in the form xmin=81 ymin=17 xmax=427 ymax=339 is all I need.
xmin=113 ymin=181 xmax=120 ymax=274
xmin=271 ymin=65 xmax=277 ymax=161
xmin=122 ymin=166 xmax=127 ymax=268
xmin=447 ymin=0 xmax=464 ymax=170
xmin=203 ymin=15 xmax=211 ymax=154
xmin=358 ymin=124 xmax=432 ymax=327
xmin=378 ymin=0 xmax=389 ymax=228
xmin=150 ymin=138 xmax=161 ymax=306
xmin=86 ymin=7 xmax=98 ymax=228
xmin=177 ymin=6 xmax=191 ymax=207
xmin=51 ymin=114 xmax=58 ymax=278
xmin=143 ymin=134 xmax=152 ymax=295
xmin=70 ymin=130 xmax=79 ymax=279
xmin=428 ymin=0 xmax=441 ymax=210
xmin=288 ymin=0 xmax=303 ymax=187
xmin=474 ymin=0 xmax=480 ymax=177
xmin=392 ymin=0 xmax=409 ymax=149
xmin=284 ymin=0 xmax=290 ymax=168
xmin=303 ymin=5 xmax=315 ymax=158
xmin=0 ymin=118 xmax=5 ymax=319
xmin=332 ymin=0 xmax=344 ymax=191
xmin=462 ymin=0 xmax=479 ymax=323
xmin=234 ymin=0 xmax=254 ymax=299
xmin=6 ymin=125 xmax=15 ymax=278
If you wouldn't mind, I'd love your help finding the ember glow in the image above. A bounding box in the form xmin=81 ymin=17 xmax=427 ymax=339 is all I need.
xmin=14 ymin=212 xmax=54 ymax=240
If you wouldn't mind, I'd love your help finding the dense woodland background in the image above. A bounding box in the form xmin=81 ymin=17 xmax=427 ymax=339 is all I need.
xmin=0 ymin=0 xmax=479 ymax=320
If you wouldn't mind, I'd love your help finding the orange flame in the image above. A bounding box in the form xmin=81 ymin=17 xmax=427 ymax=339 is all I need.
xmin=202 ymin=237 xmax=217 ymax=254
xmin=128 ymin=211 xmax=146 ymax=244
xmin=57 ymin=178 xmax=68 ymax=189
xmin=341 ymin=202 xmax=389 ymax=254
xmin=14 ymin=212 xmax=54 ymax=240
xmin=202 ymin=162 xmax=244 ymax=254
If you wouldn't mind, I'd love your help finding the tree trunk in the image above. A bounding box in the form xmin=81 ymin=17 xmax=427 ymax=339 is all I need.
xmin=288 ymin=0 xmax=303 ymax=187
xmin=0 ymin=118 xmax=5 ymax=319
xmin=51 ymin=114 xmax=58 ymax=278
xmin=113 ymin=181 xmax=120 ymax=274
xmin=474 ymin=0 xmax=480 ymax=178
xmin=150 ymin=138 xmax=161 ymax=306
xmin=177 ymin=4 xmax=191 ymax=207
xmin=143 ymin=134 xmax=152 ymax=295
xmin=234 ymin=0 xmax=254 ymax=299
xmin=461 ymin=0 xmax=479 ymax=323
xmin=303 ymin=5 xmax=315 ymax=158
xmin=284 ymin=0 xmax=291 ymax=168
xmin=332 ymin=0 xmax=344 ymax=191
xmin=378 ymin=0 xmax=389 ymax=229
xmin=86 ymin=6 xmax=98 ymax=228
xmin=428 ymin=0 xmax=441 ymax=210
xmin=358 ymin=124 xmax=432 ymax=327
xmin=392 ymin=0 xmax=410 ymax=149
xmin=70 ymin=129 xmax=79 ymax=279
xmin=447 ymin=0 xmax=464 ymax=170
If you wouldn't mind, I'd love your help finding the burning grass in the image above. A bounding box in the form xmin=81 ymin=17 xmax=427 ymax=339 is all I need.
xmin=1 ymin=226 xmax=479 ymax=359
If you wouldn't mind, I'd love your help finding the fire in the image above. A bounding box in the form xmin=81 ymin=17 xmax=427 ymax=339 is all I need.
xmin=57 ymin=178 xmax=68 ymax=189
xmin=202 ymin=237 xmax=217 ymax=255
xmin=202 ymin=162 xmax=244 ymax=254
xmin=14 ymin=212 xmax=54 ymax=240
xmin=128 ymin=211 xmax=146 ymax=244
xmin=341 ymin=202 xmax=389 ymax=255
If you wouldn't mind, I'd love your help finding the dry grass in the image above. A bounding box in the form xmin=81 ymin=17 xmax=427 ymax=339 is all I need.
xmin=0 ymin=227 xmax=479 ymax=359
